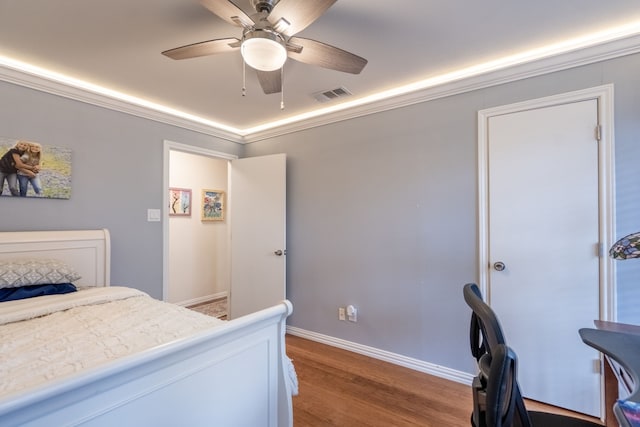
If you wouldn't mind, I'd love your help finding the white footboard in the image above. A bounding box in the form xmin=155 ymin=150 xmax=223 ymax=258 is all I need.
xmin=0 ymin=300 xmax=293 ymax=427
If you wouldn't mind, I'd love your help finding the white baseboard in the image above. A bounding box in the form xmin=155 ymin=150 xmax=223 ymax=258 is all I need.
xmin=176 ymin=291 xmax=228 ymax=308
xmin=286 ymin=326 xmax=474 ymax=386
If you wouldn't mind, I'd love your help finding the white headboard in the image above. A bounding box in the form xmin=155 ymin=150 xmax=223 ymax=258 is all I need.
xmin=0 ymin=229 xmax=111 ymax=287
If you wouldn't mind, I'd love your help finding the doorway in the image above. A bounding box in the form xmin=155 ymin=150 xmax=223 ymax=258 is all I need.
xmin=163 ymin=141 xmax=287 ymax=319
xmin=163 ymin=140 xmax=237 ymax=305
xmin=477 ymin=85 xmax=615 ymax=417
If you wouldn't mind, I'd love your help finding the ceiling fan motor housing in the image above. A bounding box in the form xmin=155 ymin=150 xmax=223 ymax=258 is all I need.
xmin=251 ymin=0 xmax=278 ymax=13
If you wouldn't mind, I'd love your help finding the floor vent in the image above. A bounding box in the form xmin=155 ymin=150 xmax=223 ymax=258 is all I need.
xmin=312 ymin=87 xmax=352 ymax=103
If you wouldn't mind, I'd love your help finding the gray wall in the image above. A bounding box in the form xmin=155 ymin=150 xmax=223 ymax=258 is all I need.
xmin=2 ymin=52 xmax=639 ymax=376
xmin=245 ymin=52 xmax=640 ymax=373
xmin=0 ymin=81 xmax=241 ymax=299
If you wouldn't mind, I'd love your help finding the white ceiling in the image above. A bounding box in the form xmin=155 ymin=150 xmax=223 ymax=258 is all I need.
xmin=1 ymin=0 xmax=640 ymax=136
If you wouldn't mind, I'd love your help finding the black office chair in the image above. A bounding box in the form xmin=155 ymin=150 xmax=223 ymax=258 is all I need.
xmin=463 ymin=283 xmax=527 ymax=426
xmin=484 ymin=343 xmax=601 ymax=427
xmin=463 ymin=283 xmax=601 ymax=427
xmin=464 ymin=283 xmax=505 ymax=361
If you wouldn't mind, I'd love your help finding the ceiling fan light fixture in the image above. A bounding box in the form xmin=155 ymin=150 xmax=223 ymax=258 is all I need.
xmin=241 ymin=30 xmax=287 ymax=72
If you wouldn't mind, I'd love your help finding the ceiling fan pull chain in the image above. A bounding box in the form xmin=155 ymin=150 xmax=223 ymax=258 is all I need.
xmin=280 ymin=67 xmax=284 ymax=110
xmin=242 ymin=59 xmax=246 ymax=97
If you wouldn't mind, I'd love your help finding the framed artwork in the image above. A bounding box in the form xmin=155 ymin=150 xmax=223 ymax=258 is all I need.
xmin=169 ymin=187 xmax=192 ymax=216
xmin=201 ymin=189 xmax=225 ymax=221
xmin=0 ymin=137 xmax=72 ymax=199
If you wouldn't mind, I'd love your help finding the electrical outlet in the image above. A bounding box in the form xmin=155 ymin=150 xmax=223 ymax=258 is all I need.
xmin=338 ymin=307 xmax=346 ymax=321
xmin=346 ymin=305 xmax=357 ymax=322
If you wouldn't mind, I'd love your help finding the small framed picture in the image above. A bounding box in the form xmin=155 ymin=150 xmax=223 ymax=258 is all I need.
xmin=201 ymin=189 xmax=225 ymax=221
xmin=169 ymin=187 xmax=192 ymax=216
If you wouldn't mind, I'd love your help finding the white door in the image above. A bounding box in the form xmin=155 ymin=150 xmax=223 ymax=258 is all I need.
xmin=485 ymin=99 xmax=601 ymax=416
xmin=229 ymin=154 xmax=286 ymax=319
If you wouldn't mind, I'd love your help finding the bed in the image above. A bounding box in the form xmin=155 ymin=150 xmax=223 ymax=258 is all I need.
xmin=0 ymin=229 xmax=294 ymax=427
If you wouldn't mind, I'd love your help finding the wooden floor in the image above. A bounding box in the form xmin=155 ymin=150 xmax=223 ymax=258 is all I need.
xmin=287 ymin=334 xmax=472 ymax=426
xmin=286 ymin=334 xmax=602 ymax=426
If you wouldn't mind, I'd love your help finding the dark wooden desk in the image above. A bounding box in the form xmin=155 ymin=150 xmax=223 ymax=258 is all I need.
xmin=596 ymin=322 xmax=640 ymax=409
xmin=594 ymin=321 xmax=640 ymax=336
xmin=581 ymin=325 xmax=640 ymax=427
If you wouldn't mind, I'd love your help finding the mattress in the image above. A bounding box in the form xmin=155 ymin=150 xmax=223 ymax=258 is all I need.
xmin=0 ymin=287 xmax=225 ymax=399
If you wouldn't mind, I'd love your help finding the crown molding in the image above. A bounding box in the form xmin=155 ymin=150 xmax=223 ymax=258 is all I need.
xmin=1 ymin=33 xmax=639 ymax=144
xmin=0 ymin=63 xmax=243 ymax=144
xmin=243 ymin=33 xmax=640 ymax=143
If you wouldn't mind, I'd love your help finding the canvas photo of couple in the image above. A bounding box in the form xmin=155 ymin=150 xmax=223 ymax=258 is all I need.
xmin=0 ymin=137 xmax=72 ymax=199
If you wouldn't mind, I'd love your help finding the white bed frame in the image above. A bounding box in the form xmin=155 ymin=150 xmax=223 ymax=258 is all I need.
xmin=0 ymin=229 xmax=293 ymax=427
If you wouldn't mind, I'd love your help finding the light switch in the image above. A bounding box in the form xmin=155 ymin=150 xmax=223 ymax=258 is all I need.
xmin=147 ymin=209 xmax=161 ymax=222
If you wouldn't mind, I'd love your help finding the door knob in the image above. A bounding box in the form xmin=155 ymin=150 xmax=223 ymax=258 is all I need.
xmin=493 ymin=261 xmax=506 ymax=271
xmin=274 ymin=249 xmax=285 ymax=256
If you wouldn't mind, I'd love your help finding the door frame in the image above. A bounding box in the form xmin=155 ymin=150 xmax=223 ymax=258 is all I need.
xmin=477 ymin=84 xmax=616 ymax=320
xmin=162 ymin=139 xmax=238 ymax=301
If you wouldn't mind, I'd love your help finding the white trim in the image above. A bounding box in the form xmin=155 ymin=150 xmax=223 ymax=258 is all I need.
xmin=0 ymin=63 xmax=243 ymax=143
xmin=162 ymin=140 xmax=238 ymax=301
xmin=477 ymin=85 xmax=615 ymax=418
xmin=0 ymin=34 xmax=639 ymax=143
xmin=476 ymin=84 xmax=615 ymax=318
xmin=286 ymin=326 xmax=474 ymax=386
xmin=174 ymin=291 xmax=228 ymax=308
xmin=598 ymin=88 xmax=617 ymax=322
xmin=244 ymin=36 xmax=640 ymax=143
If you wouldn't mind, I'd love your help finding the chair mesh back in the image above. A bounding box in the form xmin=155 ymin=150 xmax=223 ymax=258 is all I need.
xmin=463 ymin=283 xmax=506 ymax=357
xmin=464 ymin=283 xmax=532 ymax=427
xmin=485 ymin=344 xmax=518 ymax=427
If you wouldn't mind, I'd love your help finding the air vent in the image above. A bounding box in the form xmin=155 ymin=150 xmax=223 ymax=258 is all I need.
xmin=312 ymin=87 xmax=353 ymax=103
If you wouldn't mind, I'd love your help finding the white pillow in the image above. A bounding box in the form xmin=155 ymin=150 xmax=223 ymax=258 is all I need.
xmin=0 ymin=259 xmax=82 ymax=288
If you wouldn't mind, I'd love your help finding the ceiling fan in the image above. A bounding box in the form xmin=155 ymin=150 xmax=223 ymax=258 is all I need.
xmin=162 ymin=0 xmax=367 ymax=96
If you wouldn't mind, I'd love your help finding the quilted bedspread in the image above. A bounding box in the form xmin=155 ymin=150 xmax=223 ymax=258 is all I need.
xmin=0 ymin=287 xmax=225 ymax=398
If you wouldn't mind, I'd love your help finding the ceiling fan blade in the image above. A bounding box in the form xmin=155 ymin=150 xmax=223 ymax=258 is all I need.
xmin=267 ymin=0 xmax=336 ymax=36
xmin=256 ymin=69 xmax=282 ymax=94
xmin=288 ymin=37 xmax=367 ymax=74
xmin=162 ymin=38 xmax=240 ymax=60
xmin=200 ymin=0 xmax=255 ymax=28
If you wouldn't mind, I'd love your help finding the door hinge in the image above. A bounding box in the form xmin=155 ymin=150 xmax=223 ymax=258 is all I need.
xmin=594 ymin=358 xmax=602 ymax=374
xmin=595 ymin=125 xmax=602 ymax=142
